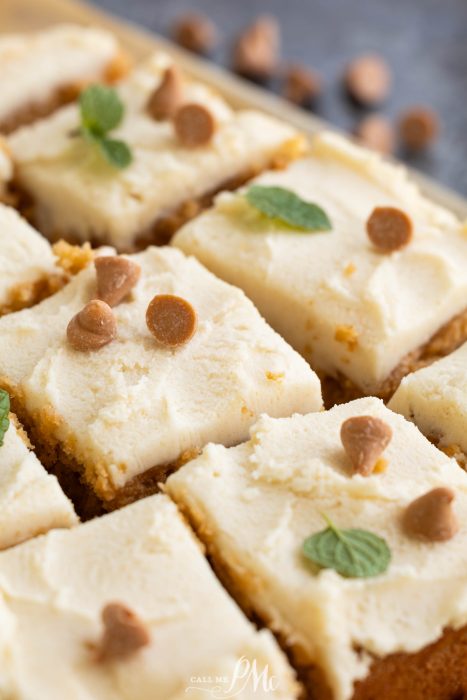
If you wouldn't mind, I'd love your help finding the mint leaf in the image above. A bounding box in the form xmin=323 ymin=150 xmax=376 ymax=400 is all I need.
xmin=245 ymin=185 xmax=332 ymax=232
xmin=79 ymin=85 xmax=124 ymax=136
xmin=0 ymin=389 xmax=10 ymax=447
xmin=99 ymin=138 xmax=133 ymax=169
xmin=302 ymin=517 xmax=390 ymax=578
xmin=78 ymin=85 xmax=132 ymax=170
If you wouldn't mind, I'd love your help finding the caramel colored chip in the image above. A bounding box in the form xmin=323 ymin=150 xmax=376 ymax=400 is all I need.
xmin=95 ymin=255 xmax=141 ymax=307
xmin=341 ymin=415 xmax=392 ymax=476
xmin=344 ymin=53 xmax=392 ymax=106
xmin=354 ymin=114 xmax=395 ymax=155
xmin=67 ymin=300 xmax=117 ymax=352
xmin=403 ymin=487 xmax=459 ymax=542
xmin=146 ymin=294 xmax=197 ymax=347
xmin=399 ymin=106 xmax=440 ymax=152
xmin=283 ymin=64 xmax=322 ymax=106
xmin=233 ymin=16 xmax=280 ymax=81
xmin=95 ymin=602 xmax=150 ymax=662
xmin=173 ymin=103 xmax=216 ymax=148
xmin=172 ymin=13 xmax=218 ymax=54
xmin=366 ymin=206 xmax=413 ymax=253
xmin=147 ymin=66 xmax=184 ymax=121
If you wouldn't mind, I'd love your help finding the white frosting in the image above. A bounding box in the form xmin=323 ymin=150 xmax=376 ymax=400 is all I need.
xmin=167 ymin=397 xmax=467 ymax=700
xmin=0 ymin=203 xmax=58 ymax=311
xmin=0 ymin=246 xmax=321 ymax=500
xmin=8 ymin=52 xmax=299 ymax=251
xmin=173 ymin=131 xmax=467 ymax=393
xmin=0 ymin=415 xmax=77 ymax=550
xmin=0 ymin=494 xmax=298 ymax=699
xmin=390 ymin=340 xmax=467 ymax=455
xmin=0 ymin=24 xmax=119 ymax=125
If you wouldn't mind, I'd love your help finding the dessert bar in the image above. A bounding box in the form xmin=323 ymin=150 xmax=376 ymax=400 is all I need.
xmin=0 ymin=246 xmax=321 ymax=510
xmin=9 ymin=52 xmax=302 ymax=251
xmin=167 ymin=397 xmax=467 ymax=699
xmin=0 ymin=23 xmax=128 ymax=134
xmin=0 ymin=494 xmax=298 ymax=699
xmin=173 ymin=131 xmax=467 ymax=404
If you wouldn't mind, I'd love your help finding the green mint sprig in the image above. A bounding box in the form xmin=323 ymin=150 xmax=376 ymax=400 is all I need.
xmin=302 ymin=514 xmax=390 ymax=579
xmin=78 ymin=85 xmax=132 ymax=169
xmin=0 ymin=389 xmax=10 ymax=447
xmin=245 ymin=185 xmax=332 ymax=232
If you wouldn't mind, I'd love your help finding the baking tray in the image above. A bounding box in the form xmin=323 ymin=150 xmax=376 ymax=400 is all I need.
xmin=1 ymin=0 xmax=467 ymax=219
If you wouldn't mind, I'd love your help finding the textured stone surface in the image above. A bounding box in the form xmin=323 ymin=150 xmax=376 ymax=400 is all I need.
xmin=93 ymin=0 xmax=467 ymax=196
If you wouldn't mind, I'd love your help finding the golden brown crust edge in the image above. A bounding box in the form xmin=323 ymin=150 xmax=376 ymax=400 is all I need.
xmin=0 ymin=383 xmax=200 ymax=517
xmin=0 ymin=274 xmax=65 ymax=317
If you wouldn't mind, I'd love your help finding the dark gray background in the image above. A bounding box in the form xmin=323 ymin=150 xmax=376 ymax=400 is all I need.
xmin=93 ymin=0 xmax=467 ymax=196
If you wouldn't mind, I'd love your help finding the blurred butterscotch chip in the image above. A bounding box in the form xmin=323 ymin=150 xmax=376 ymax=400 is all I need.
xmin=172 ymin=13 xmax=218 ymax=54
xmin=399 ymin=106 xmax=440 ymax=152
xmin=366 ymin=206 xmax=413 ymax=253
xmin=282 ymin=64 xmax=322 ymax=106
xmin=403 ymin=487 xmax=458 ymax=542
xmin=146 ymin=294 xmax=197 ymax=347
xmin=344 ymin=53 xmax=392 ymax=106
xmin=233 ymin=16 xmax=280 ymax=81
xmin=147 ymin=66 xmax=184 ymax=121
xmin=173 ymin=103 xmax=216 ymax=148
xmin=95 ymin=255 xmax=141 ymax=307
xmin=354 ymin=114 xmax=395 ymax=154
xmin=95 ymin=602 xmax=150 ymax=662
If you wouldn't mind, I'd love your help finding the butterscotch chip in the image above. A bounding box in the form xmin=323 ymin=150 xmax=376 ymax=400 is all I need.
xmin=67 ymin=300 xmax=117 ymax=352
xmin=403 ymin=487 xmax=459 ymax=542
xmin=344 ymin=54 xmax=392 ymax=106
xmin=146 ymin=66 xmax=184 ymax=121
xmin=95 ymin=256 xmax=141 ymax=307
xmin=173 ymin=103 xmax=216 ymax=148
xmin=233 ymin=16 xmax=280 ymax=80
xmin=282 ymin=64 xmax=322 ymax=106
xmin=172 ymin=13 xmax=218 ymax=54
xmin=341 ymin=415 xmax=392 ymax=476
xmin=354 ymin=114 xmax=395 ymax=155
xmin=95 ymin=602 xmax=150 ymax=662
xmin=146 ymin=294 xmax=197 ymax=347
xmin=366 ymin=206 xmax=413 ymax=253
xmin=399 ymin=106 xmax=440 ymax=152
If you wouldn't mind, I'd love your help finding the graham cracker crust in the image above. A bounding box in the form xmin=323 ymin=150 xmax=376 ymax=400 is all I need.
xmin=0 ymin=240 xmax=95 ymax=317
xmin=12 ymin=136 xmax=306 ymax=252
xmin=169 ymin=496 xmax=467 ymax=700
xmin=0 ymin=52 xmax=130 ymax=135
xmin=322 ymin=306 xmax=467 ymax=408
xmin=0 ymin=273 xmax=65 ymax=316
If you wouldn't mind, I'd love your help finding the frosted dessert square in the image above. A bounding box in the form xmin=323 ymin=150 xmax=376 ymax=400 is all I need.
xmin=0 ymin=406 xmax=77 ymax=551
xmin=173 ymin=131 xmax=467 ymax=403
xmin=0 ymin=494 xmax=299 ymax=699
xmin=8 ymin=52 xmax=302 ymax=252
xmin=0 ymin=202 xmax=67 ymax=315
xmin=390 ymin=340 xmax=467 ymax=465
xmin=167 ymin=397 xmax=467 ymax=700
xmin=0 ymin=24 xmax=128 ymax=134
xmin=0 ymin=246 xmax=321 ymax=509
